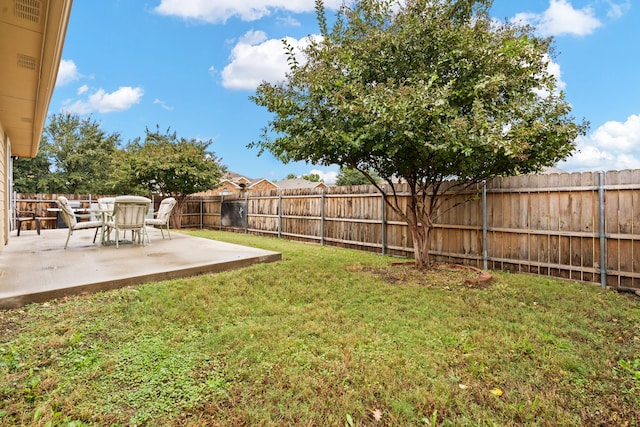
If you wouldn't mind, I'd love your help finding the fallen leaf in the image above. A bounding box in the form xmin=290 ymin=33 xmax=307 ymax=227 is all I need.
xmin=371 ymin=408 xmax=383 ymax=421
xmin=491 ymin=387 xmax=503 ymax=397
xmin=459 ymin=383 xmax=468 ymax=389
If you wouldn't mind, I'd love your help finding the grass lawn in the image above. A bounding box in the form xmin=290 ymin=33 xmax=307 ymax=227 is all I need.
xmin=1 ymin=230 xmax=639 ymax=426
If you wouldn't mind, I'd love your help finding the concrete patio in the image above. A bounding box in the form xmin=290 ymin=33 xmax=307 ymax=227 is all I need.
xmin=0 ymin=227 xmax=281 ymax=309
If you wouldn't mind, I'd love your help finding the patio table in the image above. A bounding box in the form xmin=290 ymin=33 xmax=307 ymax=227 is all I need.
xmin=47 ymin=207 xmax=90 ymax=229
xmin=89 ymin=208 xmax=113 ymax=245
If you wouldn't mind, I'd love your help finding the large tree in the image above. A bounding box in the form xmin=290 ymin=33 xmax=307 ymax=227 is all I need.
xmin=112 ymin=126 xmax=226 ymax=228
xmin=251 ymin=0 xmax=588 ymax=268
xmin=12 ymin=153 xmax=51 ymax=194
xmin=302 ymin=173 xmax=322 ymax=182
xmin=336 ymin=167 xmax=378 ymax=186
xmin=39 ymin=113 xmax=121 ymax=194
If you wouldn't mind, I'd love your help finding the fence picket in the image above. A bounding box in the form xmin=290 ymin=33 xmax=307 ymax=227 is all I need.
xmin=15 ymin=169 xmax=640 ymax=290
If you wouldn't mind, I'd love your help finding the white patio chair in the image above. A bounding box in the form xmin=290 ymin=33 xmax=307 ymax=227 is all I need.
xmin=97 ymin=197 xmax=115 ymax=213
xmin=56 ymin=196 xmax=104 ymax=249
xmin=96 ymin=197 xmax=116 ymax=242
xmin=145 ymin=197 xmax=176 ymax=239
xmin=104 ymin=196 xmax=151 ymax=248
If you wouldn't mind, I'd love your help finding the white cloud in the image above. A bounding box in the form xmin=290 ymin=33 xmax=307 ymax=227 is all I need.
xmin=512 ymin=0 xmax=601 ymax=37
xmin=606 ymin=0 xmax=631 ymax=19
xmin=590 ymin=115 xmax=640 ymax=153
xmin=56 ymin=59 xmax=81 ymax=87
xmin=238 ymin=30 xmax=269 ymax=45
xmin=560 ymin=114 xmax=640 ymax=172
xmin=61 ymin=86 xmax=144 ymax=114
xmin=77 ymin=84 xmax=89 ymax=95
xmin=277 ymin=15 xmax=302 ymax=27
xmin=154 ymin=98 xmax=174 ymax=111
xmin=154 ymin=0 xmax=345 ymax=24
xmin=221 ymin=30 xmax=319 ymax=90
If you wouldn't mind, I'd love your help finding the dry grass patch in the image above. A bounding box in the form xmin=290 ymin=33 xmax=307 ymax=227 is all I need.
xmin=355 ymin=262 xmax=492 ymax=289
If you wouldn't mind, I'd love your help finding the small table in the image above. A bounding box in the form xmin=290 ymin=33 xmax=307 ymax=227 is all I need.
xmin=89 ymin=208 xmax=113 ymax=245
xmin=48 ymin=207 xmax=90 ymax=229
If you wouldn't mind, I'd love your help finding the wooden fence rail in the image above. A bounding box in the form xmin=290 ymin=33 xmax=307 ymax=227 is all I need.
xmin=14 ymin=169 xmax=640 ymax=290
xmin=181 ymin=170 xmax=640 ymax=291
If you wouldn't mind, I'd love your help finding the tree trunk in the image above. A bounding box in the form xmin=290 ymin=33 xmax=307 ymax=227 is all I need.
xmin=409 ymin=223 xmax=432 ymax=269
xmin=171 ymin=197 xmax=187 ymax=229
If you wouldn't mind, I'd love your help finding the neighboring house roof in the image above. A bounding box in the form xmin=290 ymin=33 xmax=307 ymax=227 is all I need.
xmin=248 ymin=177 xmax=277 ymax=189
xmin=220 ymin=173 xmax=326 ymax=191
xmin=276 ymin=178 xmax=328 ymax=190
xmin=0 ymin=1 xmax=73 ymax=158
xmin=217 ymin=179 xmax=242 ymax=190
xmin=221 ymin=173 xmax=277 ymax=189
xmin=539 ymin=166 xmax=567 ymax=174
xmin=225 ymin=171 xmax=247 ymax=181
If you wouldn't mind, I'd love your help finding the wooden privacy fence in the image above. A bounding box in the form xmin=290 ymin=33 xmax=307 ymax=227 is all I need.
xmin=181 ymin=169 xmax=640 ymax=291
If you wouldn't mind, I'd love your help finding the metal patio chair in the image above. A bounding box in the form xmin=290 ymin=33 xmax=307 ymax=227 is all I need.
xmin=104 ymin=196 xmax=151 ymax=248
xmin=56 ymin=196 xmax=104 ymax=249
xmin=145 ymin=197 xmax=176 ymax=240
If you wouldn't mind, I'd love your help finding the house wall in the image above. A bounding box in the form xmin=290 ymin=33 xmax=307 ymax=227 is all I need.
xmin=250 ymin=180 xmax=278 ymax=192
xmin=193 ymin=182 xmax=239 ymax=197
xmin=0 ymin=124 xmax=7 ymax=248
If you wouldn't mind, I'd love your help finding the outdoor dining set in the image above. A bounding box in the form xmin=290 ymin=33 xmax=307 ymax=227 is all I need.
xmin=56 ymin=195 xmax=176 ymax=249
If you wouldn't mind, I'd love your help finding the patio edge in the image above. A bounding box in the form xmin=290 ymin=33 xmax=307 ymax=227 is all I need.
xmin=0 ymin=252 xmax=282 ymax=309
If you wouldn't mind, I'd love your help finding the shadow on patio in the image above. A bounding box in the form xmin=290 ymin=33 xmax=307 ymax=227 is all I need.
xmin=0 ymin=227 xmax=281 ymax=309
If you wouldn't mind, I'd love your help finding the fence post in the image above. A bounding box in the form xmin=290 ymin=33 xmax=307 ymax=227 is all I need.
xmin=278 ymin=194 xmax=282 ymax=239
xmin=381 ymin=191 xmax=386 ymax=256
xmin=244 ymin=192 xmax=249 ymax=234
xmin=219 ymin=194 xmax=223 ymax=231
xmin=482 ymin=180 xmax=488 ymax=271
xmin=200 ymin=198 xmax=204 ymax=229
xmin=321 ymin=190 xmax=325 ymax=246
xmin=598 ymin=171 xmax=607 ymax=288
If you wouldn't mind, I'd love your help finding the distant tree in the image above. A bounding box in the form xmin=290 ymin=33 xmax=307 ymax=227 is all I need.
xmin=302 ymin=173 xmax=322 ymax=182
xmin=285 ymin=173 xmax=297 ymax=179
xmin=112 ymin=126 xmax=226 ymax=228
xmin=12 ymin=152 xmax=51 ymax=194
xmin=336 ymin=167 xmax=377 ymax=186
xmin=37 ymin=113 xmax=121 ymax=194
xmin=251 ymin=0 xmax=588 ymax=268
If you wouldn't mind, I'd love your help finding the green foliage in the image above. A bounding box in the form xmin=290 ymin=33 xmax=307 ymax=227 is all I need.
xmin=301 ymin=172 xmax=322 ymax=182
xmin=615 ymin=358 xmax=640 ymax=399
xmin=335 ymin=167 xmax=378 ymax=186
xmin=250 ymin=0 xmax=588 ymax=267
xmin=617 ymin=358 xmax=640 ymax=381
xmin=112 ymin=126 xmax=225 ymax=199
xmin=42 ymin=113 xmax=120 ymax=194
xmin=11 ymin=154 xmax=51 ymax=194
xmin=98 ymin=332 xmax=228 ymax=425
xmin=13 ymin=113 xmax=120 ymax=194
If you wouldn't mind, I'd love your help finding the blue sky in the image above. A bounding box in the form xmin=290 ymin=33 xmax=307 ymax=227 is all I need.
xmin=50 ymin=0 xmax=639 ymax=184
